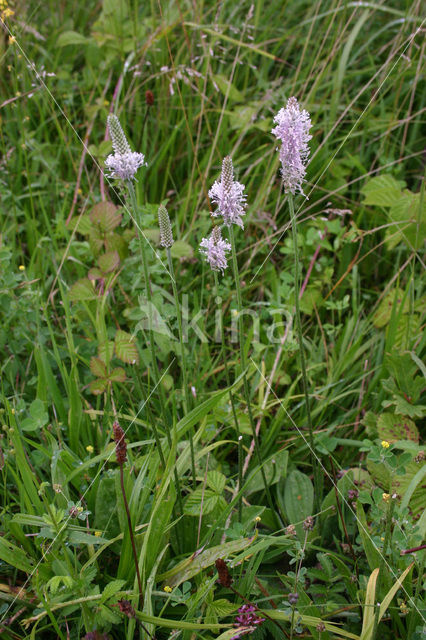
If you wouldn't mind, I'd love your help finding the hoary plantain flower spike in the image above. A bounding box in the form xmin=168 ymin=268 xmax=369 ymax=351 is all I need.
xmin=105 ymin=114 xmax=147 ymax=181
xmin=209 ymin=156 xmax=247 ymax=228
xmin=271 ymin=96 xmax=312 ymax=197
xmin=158 ymin=204 xmax=174 ymax=248
xmin=107 ymin=114 xmax=131 ymax=155
xmin=199 ymin=225 xmax=231 ymax=274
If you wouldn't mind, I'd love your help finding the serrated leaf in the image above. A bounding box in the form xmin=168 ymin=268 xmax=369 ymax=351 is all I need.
xmin=90 ymin=357 xmax=107 ymax=379
xmin=69 ymin=278 xmax=97 ymax=302
xmin=88 ymin=267 xmax=103 ymax=281
xmin=98 ymin=250 xmax=120 ymax=273
xmin=171 ymin=240 xmax=194 ymax=259
xmin=377 ymin=413 xmax=418 ymax=443
xmin=98 ymin=341 xmax=115 ymax=363
xmin=109 ymin=367 xmax=126 ymax=383
xmin=114 ymin=329 xmax=139 ymax=365
xmin=184 ymin=489 xmax=219 ymax=516
xmin=90 ymin=202 xmax=122 ymax=232
xmin=361 ymin=175 xmax=403 ymax=207
xmin=206 ymin=470 xmax=226 ymax=494
xmin=208 ymin=598 xmax=237 ymax=617
xmin=68 ymin=214 xmax=93 ymax=234
xmin=99 ymin=579 xmax=126 ymax=605
xmin=89 ymin=378 xmax=108 ymax=395
xmin=57 ymin=30 xmax=89 ymax=47
xmin=98 ymin=604 xmax=122 ymax=624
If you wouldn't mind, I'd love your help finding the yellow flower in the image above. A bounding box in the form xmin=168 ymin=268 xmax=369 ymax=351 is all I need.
xmin=86 ymin=445 xmax=94 ymax=453
xmin=1 ymin=7 xmax=14 ymax=18
xmin=381 ymin=440 xmax=390 ymax=449
xmin=382 ymin=493 xmax=390 ymax=503
xmin=94 ymin=530 xmax=102 ymax=537
xmin=8 ymin=35 xmax=16 ymax=44
xmin=254 ymin=516 xmax=261 ymax=522
xmin=77 ymin=506 xmax=83 ymax=513
xmin=164 ymin=586 xmax=172 ymax=593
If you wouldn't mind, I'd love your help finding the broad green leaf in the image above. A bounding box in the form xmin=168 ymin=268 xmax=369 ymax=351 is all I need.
xmin=109 ymin=367 xmax=126 ymax=383
xmin=68 ymin=214 xmax=93 ymax=234
xmin=373 ymin=288 xmax=408 ymax=328
xmin=377 ymin=413 xmax=418 ymax=443
xmin=68 ymin=530 xmax=108 ymax=545
xmin=69 ymin=278 xmax=97 ymax=302
xmin=115 ymin=329 xmax=139 ymax=365
xmin=57 ymin=30 xmax=89 ymax=47
xmin=392 ymin=462 xmax=426 ymax=517
xmin=206 ymin=470 xmax=226 ymax=494
xmin=213 ymin=74 xmax=244 ymax=103
xmin=157 ymin=534 xmax=256 ymax=588
xmin=89 ymin=378 xmax=107 ymax=395
xmin=184 ymin=489 xmax=220 ymax=516
xmin=361 ymin=175 xmax=403 ymax=207
xmin=90 ymin=356 xmax=107 ymax=378
xmin=0 ymin=538 xmax=35 ymax=573
xmin=246 ymin=448 xmax=288 ymax=495
xmin=98 ymin=250 xmax=120 ymax=273
xmin=170 ymin=240 xmax=194 ymax=259
xmin=90 ymin=202 xmax=122 ymax=232
xmin=282 ymin=470 xmax=314 ymax=537
xmin=385 ymin=192 xmax=426 ymax=250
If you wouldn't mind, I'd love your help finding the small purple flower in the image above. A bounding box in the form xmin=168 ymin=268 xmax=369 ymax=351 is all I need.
xmin=105 ymin=152 xmax=147 ymax=181
xmin=209 ymin=156 xmax=247 ymax=228
xmin=199 ymin=226 xmax=231 ymax=274
xmin=234 ymin=604 xmax=265 ymax=627
xmin=272 ymin=96 xmax=312 ymax=196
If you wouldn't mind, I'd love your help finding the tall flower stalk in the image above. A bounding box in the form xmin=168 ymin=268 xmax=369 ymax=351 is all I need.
xmin=106 ymin=115 xmax=169 ymax=473
xmin=272 ymin=97 xmax=321 ymax=509
xmin=208 ymin=157 xmax=274 ymax=510
xmin=158 ymin=204 xmax=196 ymax=488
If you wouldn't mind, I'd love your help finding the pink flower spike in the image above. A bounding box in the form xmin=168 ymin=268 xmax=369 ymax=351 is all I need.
xmin=209 ymin=156 xmax=247 ymax=228
xmin=272 ymin=96 xmax=312 ymax=197
xmin=199 ymin=226 xmax=231 ymax=274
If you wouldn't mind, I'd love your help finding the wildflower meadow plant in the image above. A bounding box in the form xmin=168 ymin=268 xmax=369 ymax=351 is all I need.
xmin=207 ymin=157 xmax=275 ymax=515
xmin=106 ymin=114 xmax=146 ymax=181
xmin=272 ymin=96 xmax=321 ymax=510
xmin=105 ymin=115 xmax=172 ymax=484
xmin=158 ymin=204 xmax=196 ymax=487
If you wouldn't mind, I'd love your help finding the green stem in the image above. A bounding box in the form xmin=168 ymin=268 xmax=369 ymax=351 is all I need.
xmin=166 ymin=247 xmax=196 ymax=488
xmin=288 ymin=194 xmax=321 ymax=511
xmin=407 ymin=552 xmax=425 ymax=638
xmin=213 ymin=270 xmax=242 ymax=521
xmin=126 ymin=182 xmax=170 ymax=454
xmin=228 ymin=225 xmax=274 ymax=511
xmin=372 ymin=496 xmax=396 ymax=640
xmin=125 ymin=182 xmax=184 ymax=542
